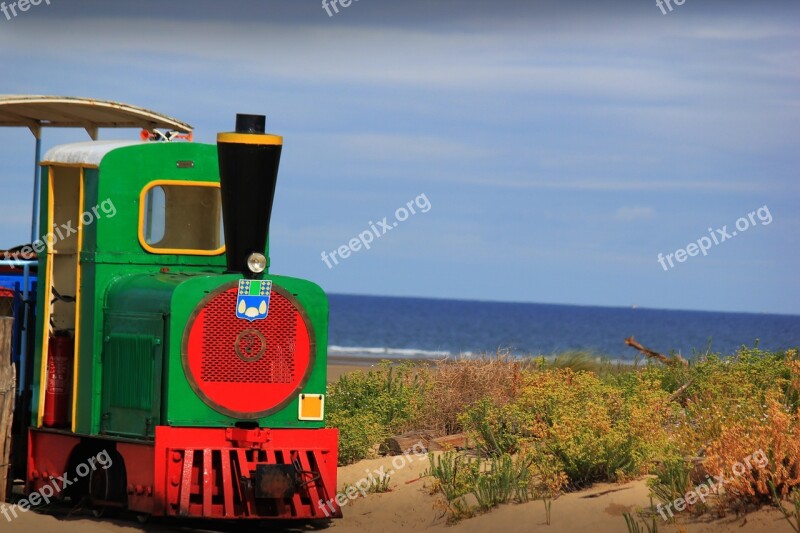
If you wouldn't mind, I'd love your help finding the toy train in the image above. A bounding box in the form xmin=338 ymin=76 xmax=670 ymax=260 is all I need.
xmin=18 ymin=113 xmax=340 ymax=522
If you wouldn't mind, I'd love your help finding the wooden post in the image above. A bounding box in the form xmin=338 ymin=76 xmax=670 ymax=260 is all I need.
xmin=0 ymin=317 xmax=16 ymax=503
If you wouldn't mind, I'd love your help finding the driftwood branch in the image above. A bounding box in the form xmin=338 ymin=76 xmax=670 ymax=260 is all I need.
xmin=385 ymin=430 xmax=468 ymax=455
xmin=624 ymin=336 xmax=688 ymax=367
xmin=666 ymin=380 xmax=694 ymax=403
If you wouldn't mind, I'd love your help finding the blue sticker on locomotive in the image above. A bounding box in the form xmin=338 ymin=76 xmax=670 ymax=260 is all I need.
xmin=236 ymin=280 xmax=272 ymax=321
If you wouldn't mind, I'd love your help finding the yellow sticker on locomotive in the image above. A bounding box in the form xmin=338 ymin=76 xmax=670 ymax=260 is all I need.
xmin=236 ymin=280 xmax=272 ymax=321
xmin=298 ymin=394 xmax=325 ymax=421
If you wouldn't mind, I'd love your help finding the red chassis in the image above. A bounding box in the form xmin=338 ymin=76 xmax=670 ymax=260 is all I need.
xmin=27 ymin=426 xmax=341 ymax=520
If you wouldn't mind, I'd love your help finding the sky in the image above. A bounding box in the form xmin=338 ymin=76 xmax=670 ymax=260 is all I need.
xmin=0 ymin=0 xmax=798 ymax=315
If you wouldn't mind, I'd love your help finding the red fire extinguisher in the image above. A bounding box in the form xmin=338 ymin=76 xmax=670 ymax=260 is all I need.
xmin=43 ymin=332 xmax=73 ymax=428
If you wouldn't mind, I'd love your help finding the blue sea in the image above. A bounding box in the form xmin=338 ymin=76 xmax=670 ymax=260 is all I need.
xmin=327 ymin=294 xmax=800 ymax=362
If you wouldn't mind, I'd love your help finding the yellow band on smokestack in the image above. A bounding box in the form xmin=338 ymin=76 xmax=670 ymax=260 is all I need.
xmin=217 ymin=132 xmax=283 ymax=145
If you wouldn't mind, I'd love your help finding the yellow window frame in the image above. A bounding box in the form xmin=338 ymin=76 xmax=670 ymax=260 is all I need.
xmin=138 ymin=179 xmax=226 ymax=256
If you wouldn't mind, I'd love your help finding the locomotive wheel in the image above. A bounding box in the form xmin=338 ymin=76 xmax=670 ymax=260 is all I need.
xmin=88 ymin=452 xmax=126 ymax=517
xmin=88 ymin=468 xmax=115 ymax=517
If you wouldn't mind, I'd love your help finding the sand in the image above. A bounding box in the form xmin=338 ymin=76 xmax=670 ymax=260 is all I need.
xmin=328 ymin=361 xmax=379 ymax=383
xmin=327 ymin=355 xmax=422 ymax=382
xmin=331 ymin=454 xmax=795 ymax=533
xmin=4 ymin=453 xmax=793 ymax=532
xmin=1 ymin=359 xmax=795 ymax=532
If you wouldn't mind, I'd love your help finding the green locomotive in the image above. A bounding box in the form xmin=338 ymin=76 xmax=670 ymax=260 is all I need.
xmin=25 ymin=113 xmax=340 ymax=521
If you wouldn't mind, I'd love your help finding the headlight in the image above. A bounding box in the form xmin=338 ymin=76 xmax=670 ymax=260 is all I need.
xmin=247 ymin=252 xmax=267 ymax=274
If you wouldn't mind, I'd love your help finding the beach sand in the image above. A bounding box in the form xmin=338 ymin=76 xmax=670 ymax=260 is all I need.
xmin=331 ymin=454 xmax=794 ymax=533
xmin=5 ymin=454 xmax=792 ymax=533
xmin=328 ymin=358 xmax=381 ymax=382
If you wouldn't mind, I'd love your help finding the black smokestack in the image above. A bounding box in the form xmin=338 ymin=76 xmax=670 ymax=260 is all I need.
xmin=217 ymin=114 xmax=283 ymax=277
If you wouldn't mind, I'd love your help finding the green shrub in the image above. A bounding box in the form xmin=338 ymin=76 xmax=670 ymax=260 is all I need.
xmin=327 ymin=410 xmax=387 ymax=465
xmin=472 ymin=453 xmax=535 ymax=510
xmin=647 ymin=458 xmax=693 ymax=507
xmin=459 ymin=399 xmax=529 ymax=456
xmin=425 ymin=451 xmax=480 ymax=502
xmin=370 ymin=472 xmax=392 ymax=494
xmin=516 ymin=369 xmax=676 ymax=487
xmin=424 ymin=450 xmax=559 ymax=521
xmin=453 ymin=367 xmax=679 ymax=487
xmin=326 ymin=361 xmax=427 ymax=464
xmin=327 ymin=361 xmax=425 ymax=428
xmin=623 ymin=511 xmax=660 ymax=533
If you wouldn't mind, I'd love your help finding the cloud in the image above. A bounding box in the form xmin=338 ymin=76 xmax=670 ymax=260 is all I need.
xmin=4 ymin=15 xmax=796 ymax=100
xmin=463 ymin=177 xmax=774 ymax=193
xmin=333 ymin=133 xmax=492 ymax=161
xmin=684 ymin=23 xmax=796 ymax=41
xmin=614 ymin=206 xmax=655 ymax=221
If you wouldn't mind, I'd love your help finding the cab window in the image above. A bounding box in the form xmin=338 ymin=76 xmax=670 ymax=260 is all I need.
xmin=140 ymin=181 xmax=224 ymax=255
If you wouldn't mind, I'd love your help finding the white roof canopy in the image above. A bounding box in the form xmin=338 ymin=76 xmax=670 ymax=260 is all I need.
xmin=0 ymin=95 xmax=192 ymax=139
xmin=42 ymin=140 xmax=143 ymax=167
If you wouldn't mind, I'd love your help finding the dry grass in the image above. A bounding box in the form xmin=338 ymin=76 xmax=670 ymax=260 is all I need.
xmin=414 ymin=351 xmax=526 ymax=435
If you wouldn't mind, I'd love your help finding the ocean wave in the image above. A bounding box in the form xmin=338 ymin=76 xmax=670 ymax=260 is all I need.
xmin=328 ymin=345 xmax=453 ymax=359
xmin=327 ymin=346 xmax=633 ymax=365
